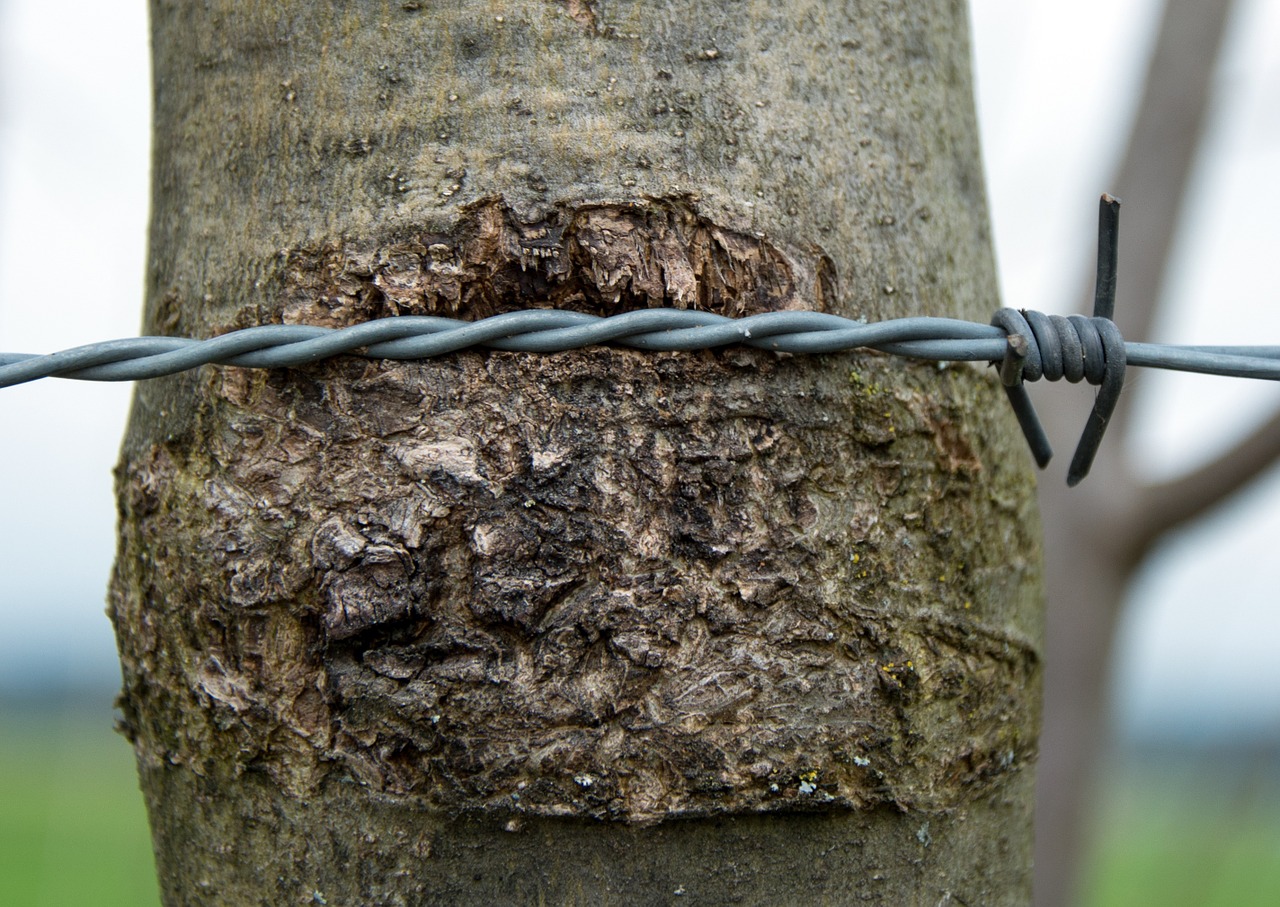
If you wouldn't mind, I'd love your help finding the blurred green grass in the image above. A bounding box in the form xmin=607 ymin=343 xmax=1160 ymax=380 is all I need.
xmin=0 ymin=702 xmax=159 ymax=907
xmin=3 ymin=703 xmax=1280 ymax=906
xmin=1081 ymin=750 xmax=1280 ymax=907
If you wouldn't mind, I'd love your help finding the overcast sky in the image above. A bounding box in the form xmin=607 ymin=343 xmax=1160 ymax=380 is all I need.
xmin=2 ymin=0 xmax=1279 ymax=742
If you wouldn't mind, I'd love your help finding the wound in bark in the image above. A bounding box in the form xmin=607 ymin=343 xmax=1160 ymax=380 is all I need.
xmin=111 ymin=198 xmax=1038 ymax=826
xmin=280 ymin=197 xmax=832 ymax=326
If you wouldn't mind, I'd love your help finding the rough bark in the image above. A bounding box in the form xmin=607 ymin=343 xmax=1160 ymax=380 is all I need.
xmin=112 ymin=1 xmax=1042 ymax=903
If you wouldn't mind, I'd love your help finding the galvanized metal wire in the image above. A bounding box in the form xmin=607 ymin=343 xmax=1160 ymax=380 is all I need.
xmin=2 ymin=308 xmax=1277 ymax=386
xmin=2 ymin=306 xmax=1277 ymax=486
xmin=3 ymin=197 xmax=1277 ymax=484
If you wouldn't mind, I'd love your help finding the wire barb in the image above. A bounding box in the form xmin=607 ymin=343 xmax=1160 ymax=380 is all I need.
xmin=991 ymin=308 xmax=1127 ymax=485
xmin=1093 ymin=194 xmax=1121 ymax=322
xmin=989 ymin=194 xmax=1128 ymax=485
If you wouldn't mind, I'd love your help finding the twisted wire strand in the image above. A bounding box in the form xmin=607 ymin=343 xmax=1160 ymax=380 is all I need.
xmin=3 ymin=308 xmax=1279 ymax=389
xmin=9 ymin=198 xmax=1271 ymax=485
xmin=4 ymin=307 xmax=1279 ymax=485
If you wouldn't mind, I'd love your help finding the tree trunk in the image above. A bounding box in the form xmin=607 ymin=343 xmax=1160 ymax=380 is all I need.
xmin=112 ymin=1 xmax=1043 ymax=903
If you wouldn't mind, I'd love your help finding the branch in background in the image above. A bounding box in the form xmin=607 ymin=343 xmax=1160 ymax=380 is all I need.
xmin=1127 ymin=403 xmax=1280 ymax=564
xmin=1043 ymin=0 xmax=1237 ymax=458
xmin=1033 ymin=3 xmax=1242 ymax=905
xmin=1107 ymin=0 xmax=1235 ymax=354
xmin=1107 ymin=0 xmax=1280 ymax=552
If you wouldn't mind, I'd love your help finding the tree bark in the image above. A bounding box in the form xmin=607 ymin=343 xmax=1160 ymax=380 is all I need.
xmin=112 ymin=1 xmax=1043 ymax=903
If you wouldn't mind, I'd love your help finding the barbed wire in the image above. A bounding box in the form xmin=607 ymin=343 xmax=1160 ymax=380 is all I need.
xmin=3 ymin=305 xmax=1277 ymax=484
xmin=3 ymin=197 xmax=1277 ymax=484
xmin=3 ymin=307 xmax=1279 ymax=385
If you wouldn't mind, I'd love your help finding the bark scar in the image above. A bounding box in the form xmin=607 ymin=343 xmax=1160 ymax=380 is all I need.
xmin=280 ymin=196 xmax=829 ymax=326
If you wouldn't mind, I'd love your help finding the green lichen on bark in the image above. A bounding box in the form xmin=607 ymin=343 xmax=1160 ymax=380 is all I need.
xmin=115 ymin=0 xmax=1042 ymax=903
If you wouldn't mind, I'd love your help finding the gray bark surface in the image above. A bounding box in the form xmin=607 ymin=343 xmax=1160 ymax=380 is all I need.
xmin=112 ymin=1 xmax=1043 ymax=903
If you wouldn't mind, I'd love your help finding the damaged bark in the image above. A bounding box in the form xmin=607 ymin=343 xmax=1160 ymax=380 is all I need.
xmin=279 ymin=198 xmax=836 ymax=324
xmin=113 ymin=1 xmax=1042 ymax=903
